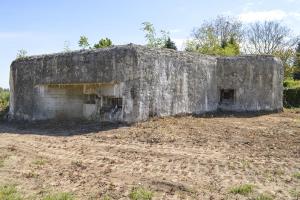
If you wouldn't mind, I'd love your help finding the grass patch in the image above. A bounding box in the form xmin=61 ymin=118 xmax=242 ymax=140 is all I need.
xmin=0 ymin=185 xmax=22 ymax=200
xmin=42 ymin=192 xmax=74 ymax=200
xmin=289 ymin=189 xmax=300 ymax=199
xmin=32 ymin=158 xmax=47 ymax=166
xmin=129 ymin=186 xmax=153 ymax=200
xmin=229 ymin=184 xmax=254 ymax=195
xmin=255 ymin=194 xmax=273 ymax=200
xmin=293 ymin=172 xmax=300 ymax=179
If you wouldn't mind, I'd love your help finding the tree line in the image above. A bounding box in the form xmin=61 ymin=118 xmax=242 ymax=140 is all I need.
xmin=141 ymin=17 xmax=300 ymax=79
xmin=16 ymin=16 xmax=300 ymax=78
xmin=71 ymin=17 xmax=300 ymax=78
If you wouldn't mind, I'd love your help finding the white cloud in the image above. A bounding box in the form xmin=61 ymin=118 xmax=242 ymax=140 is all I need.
xmin=238 ymin=10 xmax=300 ymax=23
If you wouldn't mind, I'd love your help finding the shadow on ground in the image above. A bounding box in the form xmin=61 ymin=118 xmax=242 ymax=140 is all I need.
xmin=0 ymin=119 xmax=129 ymax=136
xmin=0 ymin=110 xmax=288 ymax=136
xmin=191 ymin=110 xmax=284 ymax=118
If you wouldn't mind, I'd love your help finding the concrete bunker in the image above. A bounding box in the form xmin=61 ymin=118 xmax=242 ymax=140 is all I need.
xmin=9 ymin=44 xmax=284 ymax=123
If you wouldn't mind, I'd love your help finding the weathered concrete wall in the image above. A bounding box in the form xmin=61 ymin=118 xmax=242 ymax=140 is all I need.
xmin=9 ymin=44 xmax=283 ymax=123
xmin=9 ymin=45 xmax=141 ymax=122
xmin=216 ymin=56 xmax=283 ymax=111
xmin=135 ymin=47 xmax=218 ymax=121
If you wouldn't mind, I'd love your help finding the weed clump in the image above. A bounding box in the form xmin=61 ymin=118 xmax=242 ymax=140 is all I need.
xmin=230 ymin=184 xmax=254 ymax=195
xmin=0 ymin=185 xmax=22 ymax=200
xmin=129 ymin=186 xmax=153 ymax=200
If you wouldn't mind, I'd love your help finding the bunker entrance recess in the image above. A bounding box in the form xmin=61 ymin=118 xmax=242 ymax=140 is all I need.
xmin=33 ymin=83 xmax=124 ymax=121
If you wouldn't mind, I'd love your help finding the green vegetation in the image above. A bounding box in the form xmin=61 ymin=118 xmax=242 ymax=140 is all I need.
xmin=284 ymin=87 xmax=300 ymax=108
xmin=0 ymin=184 xmax=75 ymax=200
xmin=293 ymin=172 xmax=300 ymax=179
xmin=0 ymin=87 xmax=9 ymax=118
xmin=94 ymin=38 xmax=113 ymax=49
xmin=283 ymin=78 xmax=300 ymax=108
xmin=78 ymin=36 xmax=90 ymax=49
xmin=42 ymin=192 xmax=74 ymax=200
xmin=229 ymin=184 xmax=254 ymax=195
xmin=141 ymin=22 xmax=177 ymax=50
xmin=164 ymin=37 xmax=177 ymax=50
xmin=284 ymin=78 xmax=300 ymax=89
xmin=16 ymin=49 xmax=28 ymax=59
xmin=289 ymin=189 xmax=300 ymax=199
xmin=185 ymin=17 xmax=300 ymax=80
xmin=129 ymin=186 xmax=153 ymax=200
xmin=0 ymin=185 xmax=22 ymax=200
xmin=78 ymin=36 xmax=113 ymax=49
xmin=186 ymin=16 xmax=242 ymax=56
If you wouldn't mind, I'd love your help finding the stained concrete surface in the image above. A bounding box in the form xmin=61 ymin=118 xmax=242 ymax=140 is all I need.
xmin=9 ymin=44 xmax=283 ymax=122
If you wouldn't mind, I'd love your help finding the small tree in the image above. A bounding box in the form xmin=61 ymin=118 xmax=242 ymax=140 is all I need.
xmin=142 ymin=22 xmax=157 ymax=48
xmin=78 ymin=35 xmax=90 ymax=49
xmin=94 ymin=38 xmax=112 ymax=48
xmin=141 ymin=22 xmax=170 ymax=48
xmin=16 ymin=49 xmax=28 ymax=59
xmin=164 ymin=37 xmax=177 ymax=50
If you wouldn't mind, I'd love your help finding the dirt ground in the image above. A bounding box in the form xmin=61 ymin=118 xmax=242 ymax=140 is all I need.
xmin=0 ymin=110 xmax=299 ymax=200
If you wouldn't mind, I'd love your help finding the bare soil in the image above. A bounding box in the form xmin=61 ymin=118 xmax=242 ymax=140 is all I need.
xmin=0 ymin=110 xmax=299 ymax=200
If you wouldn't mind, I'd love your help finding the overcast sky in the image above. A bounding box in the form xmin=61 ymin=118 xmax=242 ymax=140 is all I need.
xmin=1 ymin=0 xmax=300 ymax=88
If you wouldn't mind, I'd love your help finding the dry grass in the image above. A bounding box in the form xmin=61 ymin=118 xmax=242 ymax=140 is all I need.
xmin=0 ymin=110 xmax=299 ymax=199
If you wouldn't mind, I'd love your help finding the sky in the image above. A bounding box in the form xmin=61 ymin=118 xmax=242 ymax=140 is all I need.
xmin=1 ymin=0 xmax=300 ymax=88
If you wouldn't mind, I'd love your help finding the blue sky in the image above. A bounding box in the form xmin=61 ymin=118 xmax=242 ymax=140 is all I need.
xmin=1 ymin=0 xmax=300 ymax=88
